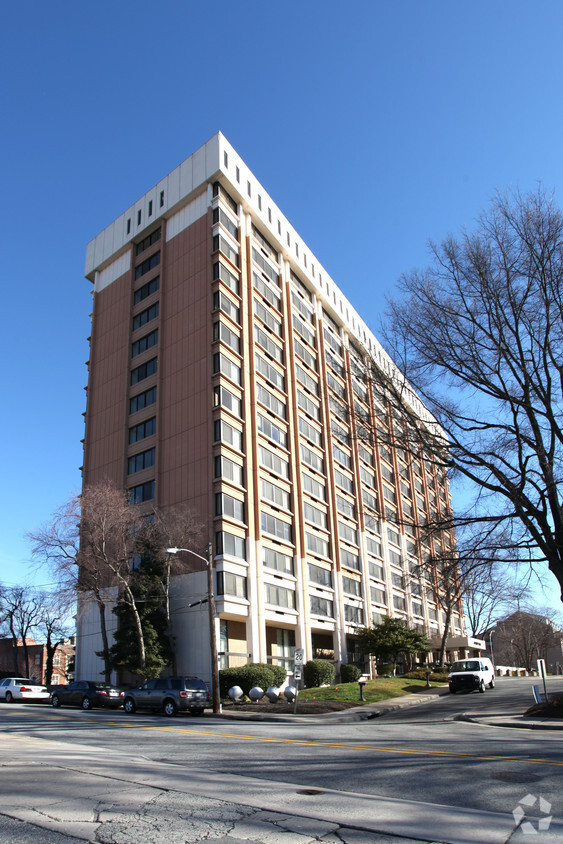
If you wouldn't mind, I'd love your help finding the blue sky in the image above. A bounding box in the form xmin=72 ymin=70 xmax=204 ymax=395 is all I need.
xmin=1 ymin=1 xmax=562 ymax=613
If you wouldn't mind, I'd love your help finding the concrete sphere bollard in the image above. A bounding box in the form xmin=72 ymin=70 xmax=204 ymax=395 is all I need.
xmin=284 ymin=685 xmax=297 ymax=702
xmin=249 ymin=687 xmax=264 ymax=701
xmin=265 ymin=686 xmax=279 ymax=702
xmin=228 ymin=685 xmax=243 ymax=702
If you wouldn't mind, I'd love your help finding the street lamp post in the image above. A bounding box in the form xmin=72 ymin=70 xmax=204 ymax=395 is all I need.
xmin=164 ymin=544 xmax=220 ymax=714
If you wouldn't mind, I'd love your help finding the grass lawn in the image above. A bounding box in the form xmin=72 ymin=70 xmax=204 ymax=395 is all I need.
xmin=298 ymin=676 xmax=446 ymax=705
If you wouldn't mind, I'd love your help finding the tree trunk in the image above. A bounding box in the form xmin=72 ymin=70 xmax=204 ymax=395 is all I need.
xmin=94 ymin=591 xmax=111 ymax=684
xmin=123 ymin=585 xmax=146 ymax=673
xmin=438 ymin=605 xmax=452 ymax=667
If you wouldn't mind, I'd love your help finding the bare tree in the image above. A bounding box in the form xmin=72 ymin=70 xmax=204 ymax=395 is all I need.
xmin=147 ymin=506 xmax=206 ymax=673
xmin=492 ymin=609 xmax=562 ymax=671
xmin=34 ymin=592 xmax=73 ymax=685
xmin=383 ymin=188 xmax=563 ymax=602
xmin=29 ymin=482 xmax=206 ymax=680
xmin=27 ymin=492 xmax=114 ymax=682
xmin=0 ymin=587 xmax=43 ymax=678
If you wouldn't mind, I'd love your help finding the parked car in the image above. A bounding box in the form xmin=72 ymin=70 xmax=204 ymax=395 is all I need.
xmin=50 ymin=680 xmax=124 ymax=710
xmin=448 ymin=658 xmax=495 ymax=694
xmin=123 ymin=676 xmax=210 ymax=716
xmin=0 ymin=677 xmax=50 ymax=703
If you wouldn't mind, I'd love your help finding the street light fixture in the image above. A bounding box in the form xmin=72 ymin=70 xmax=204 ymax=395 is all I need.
xmin=164 ymin=543 xmax=220 ymax=714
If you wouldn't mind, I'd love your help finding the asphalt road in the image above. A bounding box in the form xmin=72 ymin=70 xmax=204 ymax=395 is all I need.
xmin=1 ymin=676 xmax=561 ymax=843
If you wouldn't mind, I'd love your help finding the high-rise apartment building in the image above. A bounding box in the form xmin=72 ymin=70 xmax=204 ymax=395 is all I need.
xmin=77 ymin=132 xmax=471 ymax=684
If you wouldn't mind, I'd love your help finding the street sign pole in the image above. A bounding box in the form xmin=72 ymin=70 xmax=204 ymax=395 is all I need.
xmin=293 ymin=648 xmax=305 ymax=714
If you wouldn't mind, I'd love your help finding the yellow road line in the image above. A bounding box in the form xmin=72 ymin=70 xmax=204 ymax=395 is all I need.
xmin=3 ymin=708 xmax=562 ymax=769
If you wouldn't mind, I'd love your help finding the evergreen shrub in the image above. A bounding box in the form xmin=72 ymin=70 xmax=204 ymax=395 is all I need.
xmin=340 ymin=663 xmax=362 ymax=683
xmin=303 ymin=659 xmax=336 ymax=687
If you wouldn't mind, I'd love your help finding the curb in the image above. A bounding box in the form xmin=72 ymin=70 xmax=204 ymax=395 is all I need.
xmin=214 ymin=689 xmax=447 ymax=724
xmin=456 ymin=712 xmax=563 ymax=731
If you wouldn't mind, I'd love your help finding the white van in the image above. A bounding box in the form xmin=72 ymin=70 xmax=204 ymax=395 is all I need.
xmin=448 ymin=657 xmax=495 ymax=694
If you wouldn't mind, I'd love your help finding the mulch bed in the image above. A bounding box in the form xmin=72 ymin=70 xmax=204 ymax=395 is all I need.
xmin=524 ymin=693 xmax=563 ymax=719
xmin=222 ymin=699 xmax=362 ymax=715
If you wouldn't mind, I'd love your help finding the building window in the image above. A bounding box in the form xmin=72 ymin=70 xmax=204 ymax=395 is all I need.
xmin=371 ymin=586 xmax=386 ymax=605
xmin=263 ymin=547 xmax=293 ymax=575
xmin=213 ymin=290 xmax=240 ymax=323
xmin=306 ymin=532 xmax=329 ymax=558
xmin=304 ymin=501 xmax=327 ymax=529
xmin=137 ymin=210 xmax=142 ymax=226
xmin=213 ymin=352 xmax=241 ymax=384
xmin=135 ymin=251 xmax=160 ymax=279
xmin=308 ymin=563 xmax=332 ymax=588
xmin=261 ymin=479 xmax=290 ymax=510
xmin=257 ymin=413 xmax=286 ymax=448
xmin=261 ymin=512 xmax=292 ymax=542
xmin=133 ymin=302 xmax=159 ymax=331
xmin=255 ymin=326 xmax=283 ymax=363
xmin=127 ymin=218 xmax=131 ymax=234
xmin=254 ymin=301 xmax=282 ymax=338
xmin=256 ymin=384 xmax=286 ymax=419
xmin=128 ymin=447 xmax=156 ymax=474
xmin=213 ymin=234 xmax=239 ymax=267
xmin=216 ymin=571 xmax=247 ymax=599
xmin=344 ymin=605 xmax=364 ymax=625
xmin=302 ymin=473 xmax=325 ymax=501
xmin=265 ymin=583 xmax=295 ymax=609
xmin=212 ymin=206 xmax=238 ymax=240
xmin=341 ymin=549 xmax=360 ymax=571
xmin=135 ymin=228 xmax=161 ymax=256
xmin=393 ymin=595 xmax=407 ymax=612
xmin=255 ymin=354 xmax=284 ymax=390
xmin=310 ymin=595 xmax=333 ymax=618
xmin=213 ymin=262 xmax=240 ymax=296
xmin=148 ymin=200 xmax=153 ymax=216
xmin=216 ymin=531 xmax=246 ymax=560
xmin=129 ymin=480 xmax=155 ymax=504
xmin=369 ymin=561 xmax=384 ymax=580
xmin=129 ymin=417 xmax=156 ymax=444
xmin=338 ymin=522 xmax=357 ymax=545
xmin=215 ymin=493 xmax=244 ymax=521
xmin=213 ymin=321 xmax=240 ymax=354
xmin=259 ymin=446 xmax=289 ymax=478
xmin=130 ymin=357 xmax=157 ymax=385
xmin=213 ymin=385 xmax=242 ymax=417
xmin=213 ymin=419 xmax=243 ymax=451
xmin=300 ymin=444 xmax=323 ymax=473
xmin=160 ymin=190 xmax=164 ymax=207
xmin=132 ymin=329 xmax=158 ymax=358
xmin=134 ymin=276 xmax=160 ymax=304
xmin=214 ymin=456 xmax=243 ymax=486
xmin=299 ymin=417 xmax=322 ymax=447
xmin=343 ymin=576 xmax=362 ymax=597
xmin=252 ymin=248 xmax=279 ymax=285
xmin=130 ymin=386 xmax=156 ymax=414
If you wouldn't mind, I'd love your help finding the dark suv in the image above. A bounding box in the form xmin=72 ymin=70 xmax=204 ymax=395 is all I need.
xmin=123 ymin=677 xmax=210 ymax=717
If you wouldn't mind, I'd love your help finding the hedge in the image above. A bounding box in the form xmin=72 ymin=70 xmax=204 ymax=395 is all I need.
xmin=219 ymin=662 xmax=288 ymax=698
xmin=340 ymin=663 xmax=362 ymax=683
xmin=303 ymin=659 xmax=336 ymax=687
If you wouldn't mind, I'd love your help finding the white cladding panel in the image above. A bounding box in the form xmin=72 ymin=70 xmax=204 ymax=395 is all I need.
xmin=95 ymin=251 xmax=131 ymax=293
xmin=166 ymin=191 xmax=208 ymax=242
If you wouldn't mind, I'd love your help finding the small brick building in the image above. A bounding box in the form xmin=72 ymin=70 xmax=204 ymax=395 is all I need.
xmin=0 ymin=637 xmax=75 ymax=685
